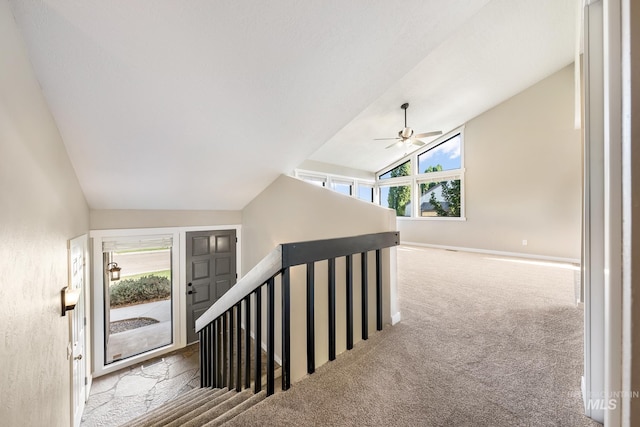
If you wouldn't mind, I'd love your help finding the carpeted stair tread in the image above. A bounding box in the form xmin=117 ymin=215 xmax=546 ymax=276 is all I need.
xmin=127 ymin=388 xmax=223 ymax=427
xmin=203 ymin=390 xmax=267 ymax=427
xmin=120 ymin=387 xmax=211 ymax=427
xmin=141 ymin=388 xmax=223 ymax=427
xmin=158 ymin=389 xmax=237 ymax=427
xmin=176 ymin=388 xmax=255 ymax=427
xmin=147 ymin=389 xmax=234 ymax=427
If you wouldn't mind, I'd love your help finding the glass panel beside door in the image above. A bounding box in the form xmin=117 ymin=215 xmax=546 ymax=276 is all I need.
xmin=102 ymin=235 xmax=174 ymax=364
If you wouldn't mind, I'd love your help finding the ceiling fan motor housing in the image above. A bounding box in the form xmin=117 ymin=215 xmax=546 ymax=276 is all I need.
xmin=399 ymin=127 xmax=413 ymax=139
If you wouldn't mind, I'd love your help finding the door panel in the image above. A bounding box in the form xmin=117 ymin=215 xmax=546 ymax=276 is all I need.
xmin=70 ymin=235 xmax=87 ymax=427
xmin=186 ymin=230 xmax=237 ymax=343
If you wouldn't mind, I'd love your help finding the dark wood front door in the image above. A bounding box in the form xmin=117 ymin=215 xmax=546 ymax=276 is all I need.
xmin=186 ymin=229 xmax=237 ymax=343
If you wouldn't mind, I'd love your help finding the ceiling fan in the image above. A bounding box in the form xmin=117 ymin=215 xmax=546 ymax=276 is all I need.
xmin=374 ymin=103 xmax=442 ymax=149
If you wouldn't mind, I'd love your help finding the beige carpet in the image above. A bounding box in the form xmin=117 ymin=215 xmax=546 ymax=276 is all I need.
xmin=224 ymin=246 xmax=602 ymax=427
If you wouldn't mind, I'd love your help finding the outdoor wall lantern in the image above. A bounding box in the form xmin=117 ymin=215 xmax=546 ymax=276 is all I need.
xmin=61 ymin=286 xmax=81 ymax=316
xmin=107 ymin=262 xmax=121 ymax=281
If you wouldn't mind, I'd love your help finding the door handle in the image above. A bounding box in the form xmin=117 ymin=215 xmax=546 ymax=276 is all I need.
xmin=188 ymin=290 xmax=197 ymax=295
xmin=74 ymin=354 xmax=83 ymax=360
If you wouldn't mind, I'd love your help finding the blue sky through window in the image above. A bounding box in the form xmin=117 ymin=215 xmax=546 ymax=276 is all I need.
xmin=418 ymin=134 xmax=461 ymax=174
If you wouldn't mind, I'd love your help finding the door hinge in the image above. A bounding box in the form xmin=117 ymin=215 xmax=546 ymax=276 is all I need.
xmin=84 ymin=317 xmax=87 ymax=326
xmin=85 ymin=377 xmax=88 ymax=386
xmin=235 ymin=237 xmax=238 ymax=243
xmin=236 ymin=273 xmax=238 ymax=279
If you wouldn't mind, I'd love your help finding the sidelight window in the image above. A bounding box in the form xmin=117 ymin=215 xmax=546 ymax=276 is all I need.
xmin=102 ymin=235 xmax=174 ymax=364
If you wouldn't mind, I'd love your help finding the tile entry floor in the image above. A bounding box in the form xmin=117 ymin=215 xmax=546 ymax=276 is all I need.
xmin=81 ymin=344 xmax=200 ymax=427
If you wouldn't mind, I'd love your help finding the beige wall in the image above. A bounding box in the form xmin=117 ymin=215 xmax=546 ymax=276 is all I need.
xmin=242 ymin=175 xmax=395 ymax=272
xmin=242 ymin=175 xmax=396 ymax=383
xmin=90 ymin=209 xmax=241 ymax=229
xmin=0 ymin=1 xmax=90 ymax=425
xmin=398 ymin=65 xmax=582 ymax=261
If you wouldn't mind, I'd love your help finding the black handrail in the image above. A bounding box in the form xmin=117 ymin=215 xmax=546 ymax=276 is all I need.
xmin=197 ymin=231 xmax=399 ymax=396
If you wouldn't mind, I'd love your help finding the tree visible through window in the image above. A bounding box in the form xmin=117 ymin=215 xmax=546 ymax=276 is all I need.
xmin=420 ymin=178 xmax=461 ymax=217
xmin=377 ymin=128 xmax=464 ymax=218
xmin=381 ymin=162 xmax=411 ymax=216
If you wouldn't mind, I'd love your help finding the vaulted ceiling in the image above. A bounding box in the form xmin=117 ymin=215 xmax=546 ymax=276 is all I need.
xmin=9 ymin=0 xmax=576 ymax=210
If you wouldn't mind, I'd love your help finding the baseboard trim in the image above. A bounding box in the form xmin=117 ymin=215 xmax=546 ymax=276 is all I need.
xmin=391 ymin=312 xmax=402 ymax=325
xmin=401 ymin=241 xmax=580 ymax=264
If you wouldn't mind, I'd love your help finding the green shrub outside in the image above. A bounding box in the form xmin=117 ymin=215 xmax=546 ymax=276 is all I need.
xmin=110 ymin=274 xmax=171 ymax=307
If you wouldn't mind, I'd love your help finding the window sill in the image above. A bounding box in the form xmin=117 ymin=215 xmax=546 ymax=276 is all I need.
xmin=395 ymin=216 xmax=467 ymax=222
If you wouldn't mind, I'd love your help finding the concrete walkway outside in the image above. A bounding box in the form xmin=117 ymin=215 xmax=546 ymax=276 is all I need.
xmin=110 ymin=300 xmax=171 ymax=322
xmin=108 ymin=300 xmax=172 ymax=362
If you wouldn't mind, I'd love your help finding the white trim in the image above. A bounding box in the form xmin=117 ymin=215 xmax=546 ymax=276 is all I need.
xmin=402 ymin=241 xmax=581 ymax=264
xmin=89 ymin=224 xmax=242 ymax=377
xmin=583 ymin=1 xmax=606 ymax=422
xmin=604 ymin=0 xmax=623 ymax=425
xmin=391 ymin=312 xmax=402 ymax=325
xmin=396 ymin=216 xmax=467 ymax=222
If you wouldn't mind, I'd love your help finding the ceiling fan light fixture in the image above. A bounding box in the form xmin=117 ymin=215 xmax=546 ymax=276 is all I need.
xmin=374 ymin=102 xmax=441 ymax=150
xmin=399 ymin=127 xmax=413 ymax=139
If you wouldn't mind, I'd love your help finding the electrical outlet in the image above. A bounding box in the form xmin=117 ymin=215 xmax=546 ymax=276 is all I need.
xmin=522 ymin=239 xmax=528 ymax=246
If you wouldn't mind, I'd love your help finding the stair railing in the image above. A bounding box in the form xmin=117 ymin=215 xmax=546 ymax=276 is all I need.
xmin=195 ymin=231 xmax=399 ymax=396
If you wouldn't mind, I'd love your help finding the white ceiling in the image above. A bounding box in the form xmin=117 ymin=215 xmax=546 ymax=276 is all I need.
xmin=9 ymin=0 xmax=576 ymax=210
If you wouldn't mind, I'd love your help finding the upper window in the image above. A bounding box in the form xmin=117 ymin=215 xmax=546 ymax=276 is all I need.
xmin=418 ymin=134 xmax=461 ymax=174
xmin=294 ymin=169 xmax=375 ymax=203
xmin=378 ymin=160 xmax=410 ymax=180
xmin=376 ymin=127 xmax=465 ymax=219
xmin=332 ymin=181 xmax=353 ymax=196
xmin=357 ymin=183 xmax=374 ymax=202
xmin=299 ymin=174 xmax=326 ymax=187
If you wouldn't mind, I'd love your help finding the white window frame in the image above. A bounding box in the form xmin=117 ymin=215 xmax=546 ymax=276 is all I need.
xmin=376 ymin=126 xmax=466 ymax=220
xmin=296 ymin=172 xmax=327 ymax=187
xmin=378 ymin=180 xmax=413 ymax=217
xmin=355 ymin=181 xmax=376 ymax=203
xmin=330 ymin=178 xmax=354 ymax=196
xmin=294 ymin=169 xmax=376 ymax=203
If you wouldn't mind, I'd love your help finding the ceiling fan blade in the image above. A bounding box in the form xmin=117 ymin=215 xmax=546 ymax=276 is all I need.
xmin=386 ymin=140 xmax=402 ymax=149
xmin=411 ymin=139 xmax=426 ymax=147
xmin=414 ymin=131 xmax=442 ymax=139
xmin=374 ymin=137 xmax=400 ymax=141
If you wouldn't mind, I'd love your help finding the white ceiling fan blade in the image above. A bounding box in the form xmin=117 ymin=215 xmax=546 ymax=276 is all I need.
xmin=386 ymin=140 xmax=402 ymax=149
xmin=374 ymin=137 xmax=400 ymax=141
xmin=411 ymin=139 xmax=426 ymax=147
xmin=414 ymin=131 xmax=442 ymax=139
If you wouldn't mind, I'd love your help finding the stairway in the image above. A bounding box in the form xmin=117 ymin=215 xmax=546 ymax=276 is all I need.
xmin=121 ymin=386 xmax=267 ymax=427
xmin=121 ymin=361 xmax=282 ymax=427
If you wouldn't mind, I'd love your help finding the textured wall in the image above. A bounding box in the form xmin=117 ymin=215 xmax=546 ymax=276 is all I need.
xmin=90 ymin=209 xmax=241 ymax=230
xmin=0 ymin=1 xmax=89 ymax=426
xmin=398 ymin=65 xmax=582 ymax=260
